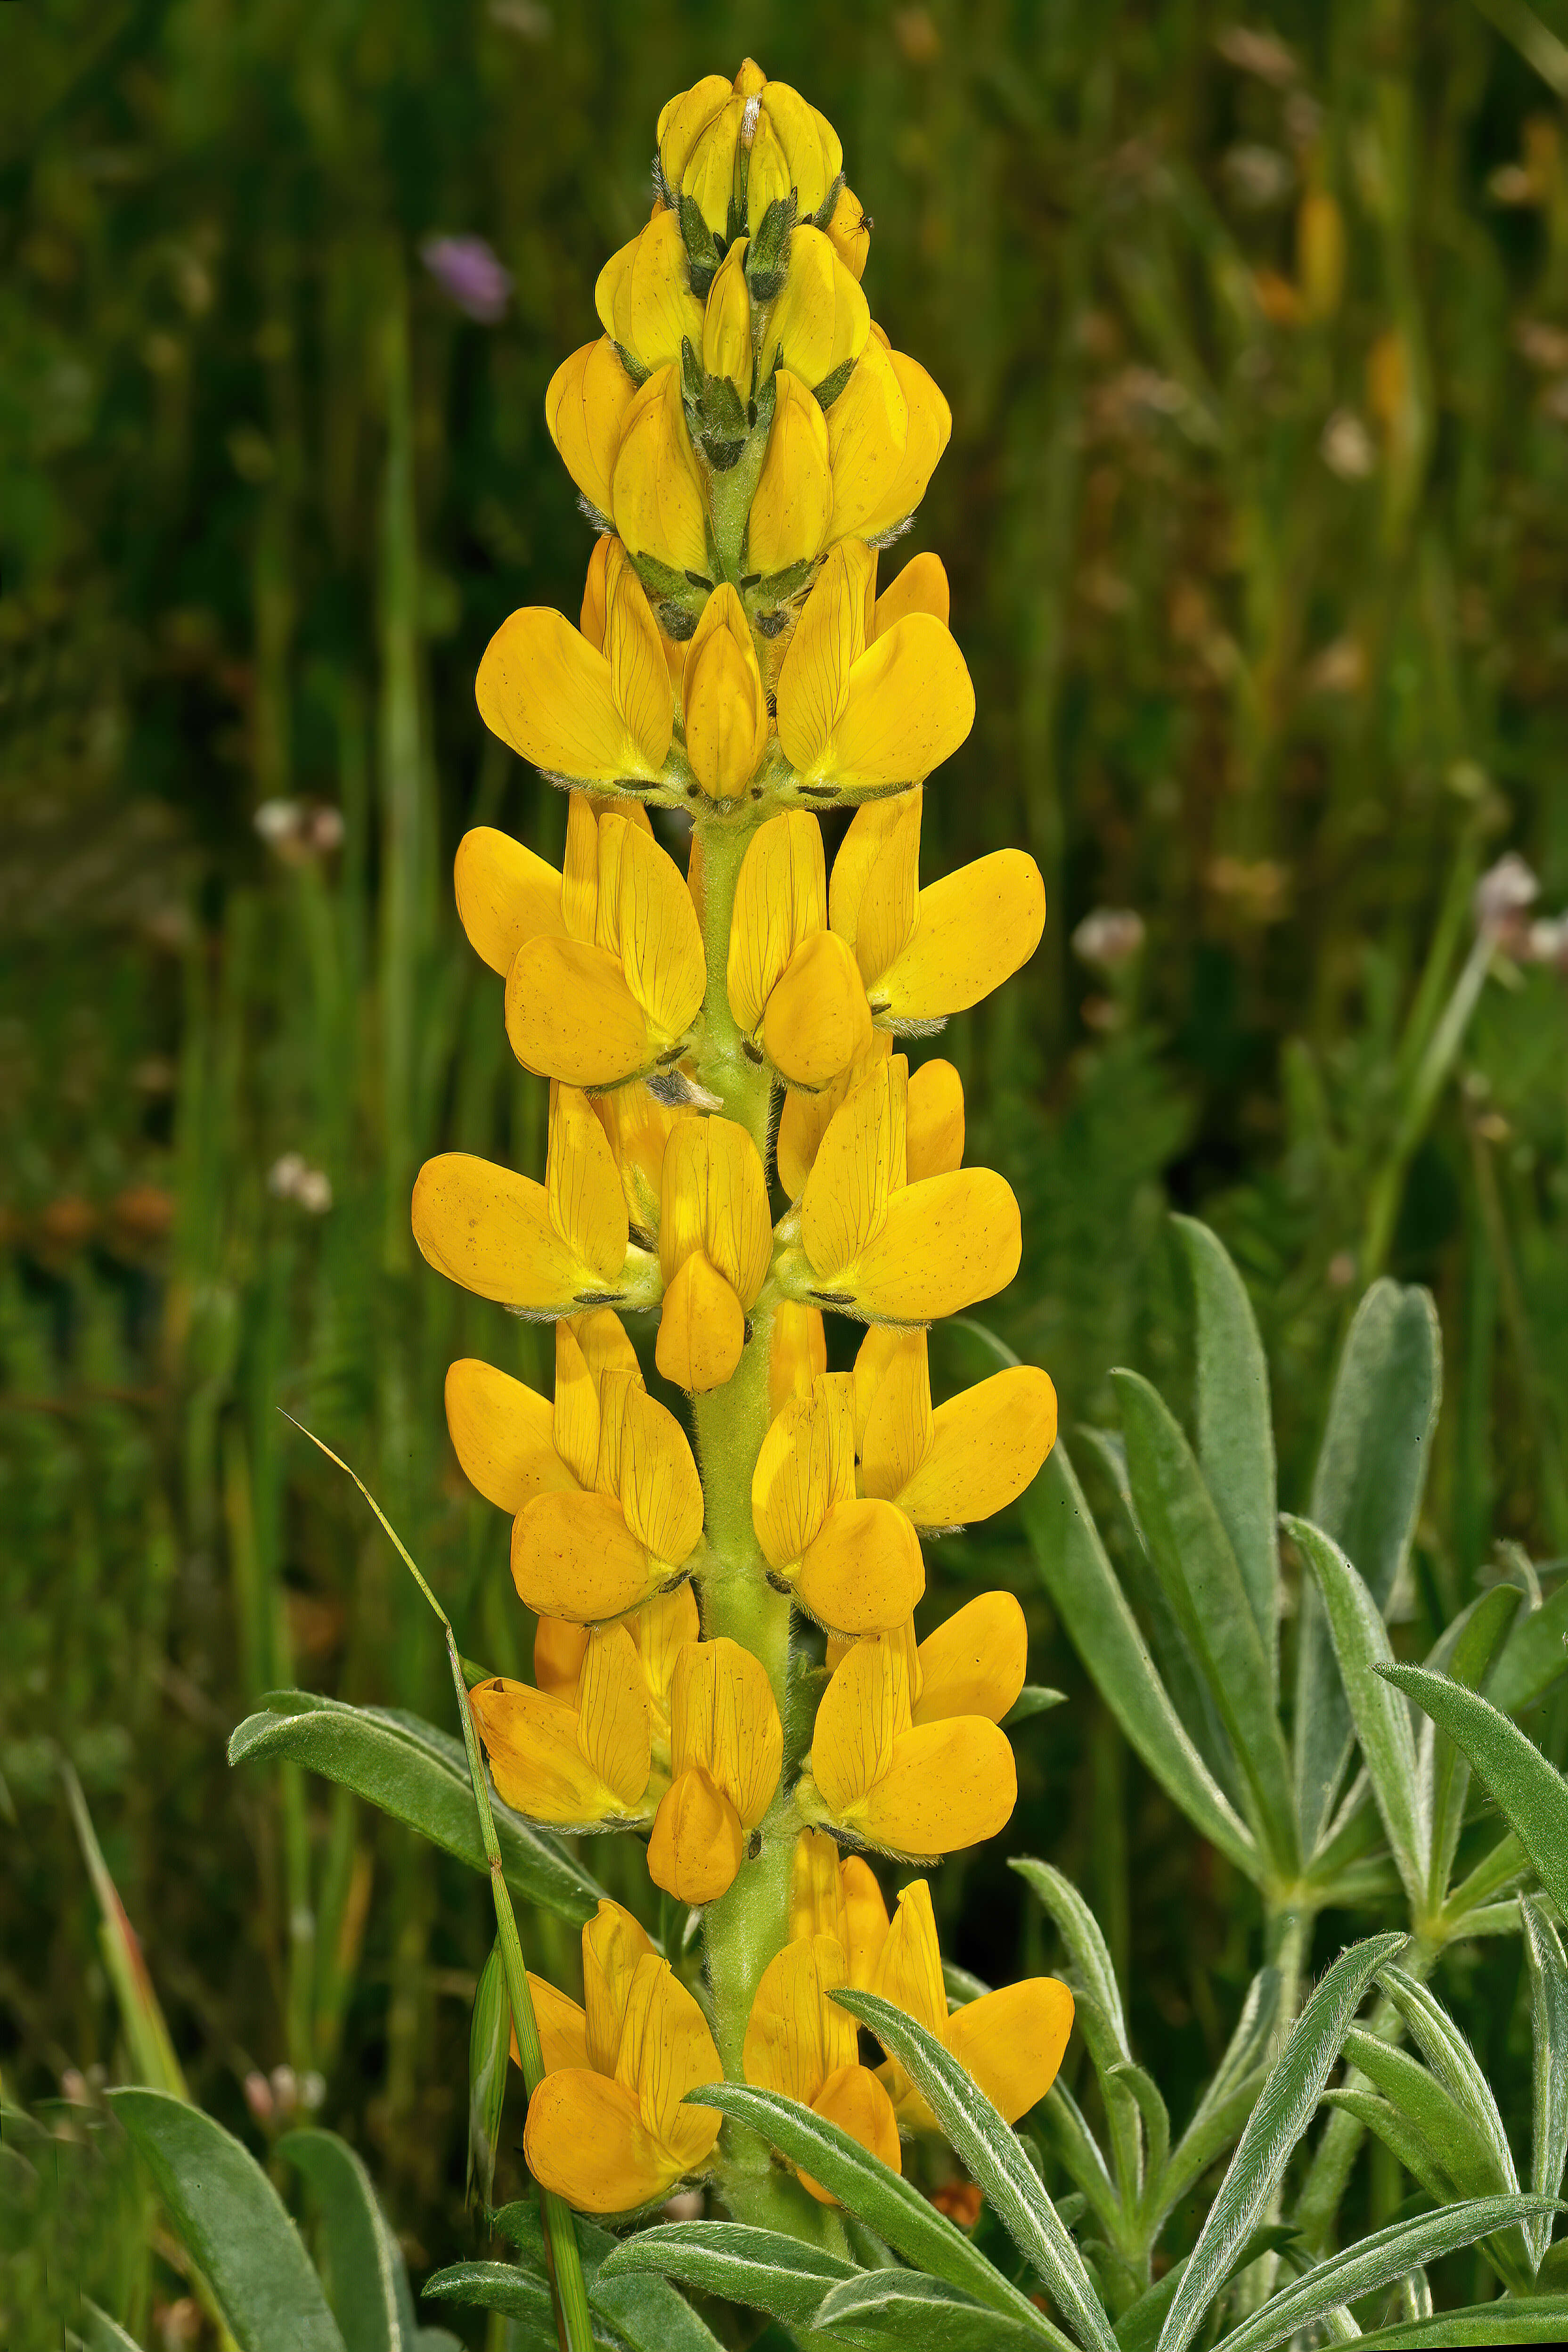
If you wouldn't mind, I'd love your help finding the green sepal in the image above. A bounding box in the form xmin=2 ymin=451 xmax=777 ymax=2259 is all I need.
xmin=813 ymin=355 xmax=856 ymax=410
xmin=746 ymin=192 xmax=796 ymax=298
xmin=812 ymin=170 xmax=845 ymax=230
xmin=678 ymin=194 xmax=723 ymax=297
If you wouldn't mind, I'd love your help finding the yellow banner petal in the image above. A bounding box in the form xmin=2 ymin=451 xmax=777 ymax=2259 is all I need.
xmin=701 ymin=1117 xmax=772 ymax=1305
xmin=511 ymin=1490 xmax=657 ymax=1624
xmin=800 ymin=1056 xmax=906 ymax=1279
xmin=752 ymin=1392 xmax=832 ymax=1569
xmin=562 ymin=792 xmax=600 ymax=942
xmin=728 ymin=810 xmax=826 ymax=1036
xmin=825 ymin=334 xmax=909 ymax=544
xmin=875 ymin=551 xmax=950 ymax=634
xmin=671 ymin=1636 xmax=782 ymax=1828
xmin=547 ymin=1086 xmax=633 ymax=1283
xmin=812 ymin=1635 xmax=911 ymax=1815
xmin=658 ymin=75 xmax=734 ymax=190
xmin=804 ymin=2062 xmax=900 ymax=2202
xmin=583 ymin=1897 xmax=657 ymax=2076
xmin=776 ymin=543 xmax=863 ymax=776
xmin=702 ymin=241 xmax=753 ymax=400
xmin=808 ymin=615 xmax=974 ymax=795
xmin=944 ymin=1977 xmax=1075 ymax=2124
xmin=612 ymin=365 xmax=710 ymax=580
xmin=684 ymin=584 xmax=769 ymax=799
xmin=776 ymin=1034 xmax=891 ymax=1200
xmin=858 ymin=1331 xmax=933 ymax=1503
xmin=523 ymin=2068 xmax=675 ymax=2214
xmin=842 ymin=1856 xmax=891 ymax=1988
xmin=453 ymin=827 xmax=565 ymax=977
xmin=601 ymin=817 xmax=705 ymax=1045
xmin=757 ymin=226 xmax=869 ymax=391
xmin=619 ymin=1384 xmax=704 ymax=1566
xmin=877 ymin=849 xmax=1045 ymax=1023
xmin=769 ymin=1301 xmax=827 ymax=1416
xmin=552 ymin=1321 xmax=602 ymax=1490
xmin=630 ymin=1584 xmax=700 ymax=1715
xmin=906 ymin=1057 xmax=965 ymax=1180
xmin=534 ymin=1616 xmax=589 ymax=1702
xmin=574 ymin=1304 xmax=643 ymax=1391
xmin=412 ymin=1153 xmax=579 ymax=1312
xmin=759 ymin=79 xmax=840 ymax=219
xmin=595 ymin=209 xmax=702 ymax=377
xmin=647 ymin=1762 xmax=745 ymax=1905
xmin=545 ymin=338 xmax=637 ymax=520
xmin=444 ymin=1357 xmax=573 ymax=1516
xmin=855 ymin=1716 xmax=1017 ymax=1859
xmin=743 ymin=1936 xmax=833 ymax=2107
xmin=763 ymin=931 xmax=873 ymax=1090
xmin=655 ymin=1252 xmax=745 ymax=1393
xmin=796 ymin=1498 xmax=925 ymax=1636
xmin=506 ymin=936 xmax=652 ymax=1086
xmin=863 ymin=347 xmax=952 ymax=536
xmin=576 ymin=1624 xmax=653 ymax=1809
xmin=747 ymin=369 xmax=833 ymax=577
xmin=849 ymin=800 xmax=923 ymax=992
xmin=476 ymin=606 xmax=644 ymax=782
xmin=788 ymin=1828 xmax=849 ymax=1946
xmin=615 ymin=1951 xmax=724 ymax=2174
xmin=522 ymin=1973 xmax=590 ymax=2077
xmin=911 ymin=1592 xmax=1029 ymax=1727
xmin=849 ymin=1167 xmax=1020 ymax=1323
xmin=604 ymin=540 xmax=676 ymax=772
xmin=828 ymin=793 xmax=916 ymax=961
xmin=680 ymin=95 xmax=745 ymax=233
xmin=467 ymin=1676 xmax=620 ymax=1826
xmin=868 ymin=1878 xmax=947 ymax=2040
xmin=898 ymin=1367 xmax=1057 ymax=1532
xmin=825 ymin=183 xmax=871 ymax=281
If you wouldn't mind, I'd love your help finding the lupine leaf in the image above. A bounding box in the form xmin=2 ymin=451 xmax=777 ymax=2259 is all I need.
xmin=1114 ymin=1371 xmax=1297 ymax=1872
xmin=1287 ymin=1519 xmax=1429 ymax=1907
xmin=1379 ymin=1663 xmax=1567 ymax=1916
xmin=1522 ymin=1894 xmax=1568 ymax=2268
xmin=419 ymin=2262 xmax=558 ymax=2336
xmin=278 ymin=2127 xmax=414 ymax=2352
xmin=1111 ymin=2229 xmax=1298 ymax=2352
xmin=811 ymin=2269 xmax=1072 ymax=2352
xmin=1023 ymin=1443 xmax=1258 ymax=1875
xmin=1006 ymin=1686 xmax=1069 ymax=1723
xmin=1342 ymin=2293 xmax=1568 ymax=2345
xmin=1377 ymin=1966 xmax=1518 ymax=2192
xmin=1156 ymin=1970 xmax=1281 ymax=2223
xmin=228 ymin=1694 xmax=603 ymax=1922
xmin=1153 ymin=1933 xmax=1405 ymax=2352
xmin=107 ymin=2087 xmax=346 ymax=2352
xmin=489 ymin=2198 xmax=724 ymax=2352
xmin=1319 ymin=2088 xmax=1457 ymax=2207
xmin=1425 ymin=1584 xmax=1522 ymax=1907
xmin=1010 ymin=1860 xmax=1127 ymax=2054
xmin=1173 ymin=1217 xmax=1278 ymax=1683
xmin=1338 ymin=2030 xmax=1502 ymax=2198
xmin=1209 ymin=2196 xmax=1561 ymax=2352
xmin=686 ymin=2081 xmax=1052 ymax=2335
xmin=596 ymin=2222 xmax=855 ymax=2331
xmin=1043 ymin=2078 xmax=1121 ymax=2233
xmin=1294 ymin=1281 xmax=1440 ymax=1853
xmin=834 ymin=1989 xmax=1116 ymax=2352
xmin=465 ymin=1941 xmax=509 ymax=2213
xmin=1489 ymin=1576 xmax=1568 ymax=1717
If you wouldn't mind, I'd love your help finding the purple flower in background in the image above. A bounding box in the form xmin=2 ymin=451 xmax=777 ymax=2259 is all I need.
xmin=420 ymin=235 xmax=512 ymax=324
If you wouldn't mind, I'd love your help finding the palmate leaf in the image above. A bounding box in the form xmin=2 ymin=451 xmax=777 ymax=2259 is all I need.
xmin=1153 ymin=1933 xmax=1405 ymax=2352
xmin=278 ymin=2127 xmax=416 ymax=2352
xmin=1342 ymin=2292 xmax=1568 ymax=2345
xmin=812 ymin=2269 xmax=1064 ymax=2350
xmin=1379 ymin=1663 xmax=1568 ymax=1917
xmin=1522 ymin=1893 xmax=1568 ymax=2268
xmin=1172 ymin=1217 xmax=1279 ymax=1683
xmin=833 ymin=1988 xmax=1116 ymax=2352
xmin=684 ymin=2082 xmax=1057 ymax=2340
xmin=595 ymin=2221 xmax=856 ymax=2333
xmin=228 ymin=1692 xmax=604 ymax=1923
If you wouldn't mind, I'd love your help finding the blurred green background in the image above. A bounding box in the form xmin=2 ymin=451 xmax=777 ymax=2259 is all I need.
xmin=5 ymin=0 xmax=1568 ymax=2332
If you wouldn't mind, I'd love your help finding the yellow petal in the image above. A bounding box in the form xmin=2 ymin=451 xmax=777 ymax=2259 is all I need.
xmin=875 ymin=552 xmax=949 ymax=634
xmin=912 ymin=1592 xmax=1029 ymax=1726
xmin=580 ymin=534 xmax=611 ymax=651
xmin=743 ymin=1934 xmax=850 ymax=2107
xmin=796 ymin=1498 xmax=925 ymax=1637
xmin=619 ymin=1384 xmax=704 ymax=1567
xmin=855 ymin=1716 xmax=1017 ymax=1859
xmin=945 ymin=1978 xmax=1075 ymax=2124
xmin=876 ymin=850 xmax=1045 ymax=1022
xmin=776 ymin=1035 xmax=891 ymax=1201
xmin=612 ymin=366 xmax=710 ymax=580
xmin=534 ymin=1616 xmax=589 ymax=1702
xmin=906 ymin=1057 xmax=964 ymax=1179
xmin=757 ymin=226 xmax=869 ymax=392
xmin=757 ymin=79 xmax=839 ymax=221
xmin=655 ymin=1252 xmax=745 ymax=1394
xmin=562 ymin=792 xmax=600 ymax=942
xmin=583 ymin=1897 xmax=657 ymax=2075
xmin=743 ymin=108 xmax=792 ymax=230
xmin=688 ymin=1118 xmax=773 ymax=1303
xmin=804 ymin=2063 xmax=900 ymax=2202
xmin=511 ymin=1491 xmax=658 ymax=1624
xmin=477 ymin=607 xmax=655 ymax=784
xmin=812 ymin=1636 xmax=911 ymax=1816
xmin=770 ymin=1302 xmax=827 ymax=1416
xmin=800 ymin=1056 xmax=906 ymax=1279
xmin=728 ymin=811 xmax=826 ymax=1036
xmin=593 ymin=1086 xmax=686 ymax=1233
xmin=413 ymin=1153 xmax=582 ymax=1313
xmin=747 ymin=370 xmax=833 ymax=578
xmin=775 ymin=542 xmax=869 ymax=775
xmin=825 ymin=335 xmax=908 ymax=544
xmin=898 ymin=1368 xmax=1058 ymax=1530
xmin=850 ymin=1168 xmax=1021 ymax=1323
xmin=597 ymin=816 xmax=705 ymax=1046
xmin=684 ymin=584 xmax=769 ymax=800
xmin=858 ymin=1331 xmax=933 ymax=1502
xmin=524 ymin=2069 xmax=675 ymax=2214
xmin=468 ymin=1676 xmax=626 ymax=1826
xmin=576 ymin=1624 xmax=653 ymax=1808
xmin=751 ymin=1373 xmax=857 ymax=1569
xmin=658 ymin=74 xmax=735 ymax=192
xmin=614 ymin=1952 xmax=724 ymax=2174
xmin=805 ymin=616 xmax=974 ymax=796
xmin=595 ymin=209 xmax=702 ymax=376
xmin=519 ymin=1974 xmax=589 ymax=2077
xmin=868 ymin=1878 xmax=947 ymax=2040
xmin=445 ymin=1357 xmax=573 ymax=1516
xmin=763 ymin=931 xmax=872 ymax=1091
xmin=789 ymin=1828 xmax=849 ymax=1945
xmin=842 ymin=1856 xmax=890 ymax=1988
xmin=506 ymin=936 xmax=653 ymax=1086
xmin=547 ymin=1086 xmax=631 ymax=1283
xmin=852 ymin=1325 xmax=904 ymax=1451
xmin=630 ymin=1583 xmax=701 ymax=1716
xmin=604 ymin=540 xmax=676 ymax=772
xmin=648 ymin=1763 xmax=745 ymax=1904
xmin=680 ymin=94 xmax=745 ymax=234
xmin=865 ymin=348 xmax=951 ymax=535
xmin=702 ymin=240 xmax=753 ymax=400
xmin=552 ymin=1321 xmax=602 ymax=1489
xmin=830 ymin=794 xmax=920 ymax=983
xmin=454 ymin=828 xmax=565 ymax=976
xmin=671 ymin=1636 xmax=783 ymax=1829
xmin=825 ymin=182 xmax=871 ymax=281
xmin=545 ymin=338 xmax=637 ymax=520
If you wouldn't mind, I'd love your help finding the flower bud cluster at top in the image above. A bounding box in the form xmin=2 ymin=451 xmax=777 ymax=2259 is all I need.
xmin=412 ymin=58 xmax=1072 ymax=2225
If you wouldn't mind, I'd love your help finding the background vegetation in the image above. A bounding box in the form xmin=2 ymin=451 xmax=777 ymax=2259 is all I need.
xmin=5 ymin=0 xmax=1568 ymax=2337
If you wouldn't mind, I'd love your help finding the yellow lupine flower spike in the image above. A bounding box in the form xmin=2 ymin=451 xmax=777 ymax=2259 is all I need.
xmin=788 ymin=1827 xmax=890 ymax=1988
xmin=467 ymin=1625 xmax=653 ymax=1832
xmin=776 ymin=542 xmax=974 ymax=803
xmin=545 ymin=337 xmax=638 ymax=523
xmin=801 ymin=1631 xmax=1016 ymax=1860
xmin=869 ymin=1880 xmax=1075 ymax=2132
xmin=682 ymin=585 xmax=771 ymax=800
xmin=413 ymin=1084 xmax=658 ymax=1318
xmin=855 ymin=1328 xmax=1058 ymax=1531
xmin=648 ymin=1636 xmax=784 ymax=1904
xmin=477 ymin=539 xmax=673 ymax=791
xmin=595 ymin=207 xmax=703 ymax=378
xmin=780 ymin=1054 xmax=1021 ymax=1324
xmin=728 ymin=812 xmax=871 ymax=1090
xmin=514 ymin=1374 xmax=704 ymax=1625
xmin=656 ymin=1116 xmax=772 ymax=1392
xmin=751 ymin=1371 xmax=924 ymax=1635
xmin=522 ymin=1901 xmax=723 ymax=2215
xmin=825 ymin=1592 xmax=1029 ymax=1729
xmin=743 ymin=1934 xmax=901 ymax=2202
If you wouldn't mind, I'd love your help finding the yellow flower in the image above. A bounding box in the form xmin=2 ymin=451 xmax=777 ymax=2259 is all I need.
xmin=545 ymin=337 xmax=638 ymax=522
xmin=501 ymin=797 xmax=705 ymax=1090
xmin=756 ymin=226 xmax=869 ymax=393
xmin=743 ymin=1934 xmax=901 ymax=2202
xmin=827 ymin=327 xmax=951 ymax=542
xmin=682 ymin=585 xmax=771 ymax=800
xmin=727 ymin=812 xmax=872 ymax=1089
xmin=800 ymin=1629 xmax=1017 ymax=1860
xmin=747 ymin=369 xmax=833 ymax=578
xmin=443 ymin=1306 xmax=637 ymax=1513
xmin=595 ymin=207 xmax=703 ymax=377
xmin=788 ymin=1827 xmax=890 ymax=1987
xmin=533 ymin=1583 xmax=698 ymax=1741
xmin=778 ymin=1054 xmax=1020 ymax=1323
xmin=656 ymin=1116 xmax=773 ymax=1392
xmin=521 ymin=1899 xmax=723 ymax=2214
xmin=413 ymin=1083 xmax=659 ymax=1318
xmin=659 ymin=63 xmax=842 ymax=238
xmin=612 ymin=365 xmax=712 ymax=580
xmin=702 ymin=240 xmax=753 ymax=400
xmin=648 ymin=1637 xmax=783 ymax=1903
xmin=829 ymin=786 xmax=1046 ymax=1028
xmin=776 ymin=1037 xmax=966 ymax=1200
xmin=769 ymin=1301 xmax=827 ymax=1414
xmin=591 ymin=1083 xmax=688 ymax=1238
xmin=468 ymin=1625 xmax=653 ymax=1829
xmin=751 ymin=1372 xmax=924 ymax=1635
xmin=776 ymin=543 xmax=973 ymax=801
xmin=824 ymin=183 xmax=871 ymax=281
xmin=476 ymin=539 xmax=674 ymax=792
xmin=853 ymin=1330 xmax=1058 ymax=1532
xmin=825 ymin=1591 xmax=1030 ymax=1727
xmin=868 ymin=1880 xmax=1074 ymax=2131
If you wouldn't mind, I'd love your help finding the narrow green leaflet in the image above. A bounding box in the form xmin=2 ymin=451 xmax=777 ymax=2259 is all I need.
xmin=1425 ymin=1584 xmax=1522 ymax=1907
xmin=686 ymin=2082 xmax=1049 ymax=2334
xmin=1523 ymin=1894 xmax=1568 ymax=2267
xmin=1173 ymin=1217 xmax=1278 ymax=1680
xmin=812 ymin=2270 xmax=1072 ymax=2352
xmin=1377 ymin=1966 xmax=1518 ymax=2194
xmin=1044 ymin=2078 xmax=1121 ymax=2233
xmin=1295 ymin=1280 xmax=1440 ymax=1852
xmin=596 ymin=2222 xmax=855 ymax=2332
xmin=1023 ymin=1444 xmax=1258 ymax=1875
xmin=835 ymin=1989 xmax=1115 ymax=2352
xmin=1380 ymin=1664 xmax=1568 ymax=1917
xmin=1319 ymin=2089 xmax=1457 ymax=2208
xmin=1489 ymin=1576 xmax=1568 ymax=1717
xmin=1153 ymin=1933 xmax=1405 ymax=2352
xmin=1114 ymin=1371 xmax=1296 ymax=1872
xmin=1344 ymin=2293 xmax=1568 ymax=2345
xmin=228 ymin=1693 xmax=603 ymax=1922
xmin=1006 ymin=1686 xmax=1069 ymax=1723
xmin=278 ymin=2127 xmax=413 ymax=2352
xmin=1287 ymin=1519 xmax=1429 ymax=1907
xmin=79 ymin=2309 xmax=144 ymax=2352
xmin=1209 ymin=2196 xmax=1561 ymax=2352
xmin=1010 ymin=1860 xmax=1128 ymax=2054
xmin=1338 ymin=2031 xmax=1503 ymax=2198
xmin=419 ymin=2263 xmax=558 ymax=2337
xmin=466 ymin=1941 xmax=510 ymax=2211
xmin=1111 ymin=2231 xmax=1295 ymax=2352
xmin=107 ymin=2087 xmax=346 ymax=2352
xmin=490 ymin=2179 xmax=727 ymax=2352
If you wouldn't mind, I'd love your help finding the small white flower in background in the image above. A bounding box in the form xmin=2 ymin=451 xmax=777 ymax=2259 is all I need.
xmin=1072 ymin=907 xmax=1146 ymax=972
xmin=1222 ymin=144 xmax=1294 ymax=210
xmin=1474 ymin=851 xmax=1538 ymax=950
xmin=254 ymin=800 xmax=345 ymax=861
xmin=269 ymin=1153 xmax=333 ymax=1214
xmin=270 ymin=2063 xmax=298 ymax=2118
xmin=1321 ymin=408 xmax=1375 ymax=479
xmin=300 ymin=2068 xmax=327 ymax=2112
xmin=243 ymin=2068 xmax=274 ymax=2124
xmin=60 ymin=2068 xmax=91 ymax=2105
xmin=1528 ymin=915 xmax=1568 ymax=972
xmin=488 ymin=0 xmax=552 ymax=36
